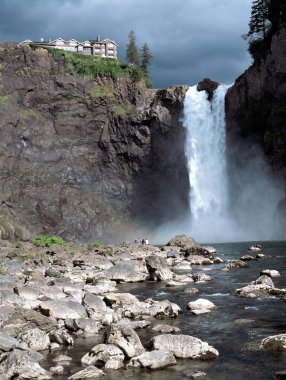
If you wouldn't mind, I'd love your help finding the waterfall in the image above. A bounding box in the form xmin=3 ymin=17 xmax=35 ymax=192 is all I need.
xmin=184 ymin=84 xmax=229 ymax=222
xmin=183 ymin=84 xmax=283 ymax=243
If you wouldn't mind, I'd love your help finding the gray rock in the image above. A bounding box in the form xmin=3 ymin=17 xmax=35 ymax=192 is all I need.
xmin=192 ymin=273 xmax=211 ymax=283
xmin=39 ymin=299 xmax=87 ymax=319
xmin=252 ymin=275 xmax=274 ymax=287
xmin=105 ymin=261 xmax=147 ymax=283
xmin=187 ymin=299 xmax=216 ymax=315
xmin=49 ymin=328 xmax=73 ymax=346
xmin=202 ymin=246 xmax=216 ymax=253
xmin=260 ymin=334 xmax=286 ymax=351
xmin=184 ymin=287 xmax=199 ymax=294
xmin=260 ymin=269 xmax=281 ymax=278
xmin=188 ymin=256 xmax=208 ymax=266
xmin=152 ymin=324 xmax=180 ymax=333
xmin=0 ymin=331 xmax=20 ymax=352
xmin=104 ymin=292 xmax=139 ymax=306
xmin=167 ymin=250 xmax=180 ymax=258
xmin=145 ymin=256 xmax=173 ymax=281
xmin=235 ymin=284 xmax=272 ymax=298
xmin=149 ymin=300 xmax=181 ymax=318
xmin=0 ymin=348 xmax=51 ymax=379
xmin=65 ymin=318 xmax=101 ymax=336
xmin=19 ymin=328 xmax=50 ymax=351
xmin=152 ymin=334 xmax=219 ymax=359
xmin=45 ymin=267 xmax=62 ymax=278
xmin=240 ymin=255 xmax=256 ymax=261
xmin=129 ymin=349 xmax=176 ymax=369
xmin=68 ymin=366 xmax=105 ymax=379
xmin=81 ymin=343 xmax=124 ymax=368
xmin=248 ymin=245 xmax=262 ymax=251
xmin=106 ymin=324 xmax=145 ymax=358
xmin=167 ymin=235 xmax=198 ymax=250
xmin=223 ymin=260 xmax=248 ymax=270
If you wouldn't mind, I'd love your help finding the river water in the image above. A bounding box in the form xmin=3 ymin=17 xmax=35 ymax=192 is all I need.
xmin=44 ymin=241 xmax=286 ymax=380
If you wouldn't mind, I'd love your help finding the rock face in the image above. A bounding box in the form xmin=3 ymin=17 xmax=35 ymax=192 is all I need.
xmin=225 ymin=27 xmax=286 ymax=236
xmin=0 ymin=43 xmax=189 ymax=241
xmin=197 ymin=78 xmax=220 ymax=100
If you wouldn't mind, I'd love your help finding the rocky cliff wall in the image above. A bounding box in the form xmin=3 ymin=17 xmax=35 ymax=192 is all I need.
xmin=0 ymin=44 xmax=189 ymax=241
xmin=225 ymin=27 xmax=286 ymax=235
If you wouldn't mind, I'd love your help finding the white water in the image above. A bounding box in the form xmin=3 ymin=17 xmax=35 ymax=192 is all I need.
xmin=183 ymin=85 xmax=283 ymax=242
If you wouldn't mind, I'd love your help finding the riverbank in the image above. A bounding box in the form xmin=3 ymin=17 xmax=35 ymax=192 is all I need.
xmin=0 ymin=236 xmax=285 ymax=379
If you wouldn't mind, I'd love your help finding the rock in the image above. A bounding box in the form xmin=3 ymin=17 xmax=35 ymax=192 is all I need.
xmin=248 ymin=245 xmax=262 ymax=251
xmin=50 ymin=365 xmax=70 ymax=375
xmin=68 ymin=366 xmax=105 ymax=379
xmin=149 ymin=300 xmax=181 ymax=318
xmin=105 ymin=261 xmax=147 ymax=283
xmin=0 ymin=331 xmax=20 ymax=352
xmin=260 ymin=334 xmax=286 ymax=351
xmin=115 ymin=319 xmax=151 ymax=330
xmin=39 ymin=299 xmax=87 ymax=319
xmin=269 ymin=287 xmax=286 ymax=300
xmin=167 ymin=234 xmax=199 ymax=250
xmin=202 ymin=246 xmax=216 ymax=254
xmin=18 ymin=328 xmax=50 ymax=351
xmin=256 ymin=253 xmax=265 ymax=258
xmin=45 ymin=267 xmax=62 ymax=278
xmin=197 ymin=78 xmax=220 ymax=100
xmin=83 ymin=292 xmax=111 ymax=322
xmin=188 ymin=256 xmax=212 ymax=265
xmin=173 ymin=261 xmax=191 ymax=270
xmin=167 ymin=250 xmax=180 ymax=258
xmin=184 ymin=287 xmax=199 ymax=294
xmin=15 ymin=286 xmax=43 ymax=301
xmin=252 ymin=275 xmax=274 ymax=287
xmin=192 ymin=273 xmax=211 ymax=283
xmin=65 ymin=318 xmax=101 ymax=336
xmin=236 ymin=284 xmax=272 ymax=298
xmin=49 ymin=328 xmax=73 ymax=346
xmin=223 ymin=260 xmax=248 ymax=270
xmin=81 ymin=343 xmax=124 ymax=368
xmin=151 ymin=334 xmax=219 ymax=359
xmin=213 ymin=257 xmax=223 ymax=264
xmin=0 ymin=348 xmax=51 ymax=379
xmin=104 ymin=292 xmax=139 ymax=307
xmin=191 ymin=371 xmax=207 ymax=378
xmin=129 ymin=350 xmax=176 ymax=369
xmin=240 ymin=255 xmax=256 ymax=261
xmin=106 ymin=324 xmax=145 ymax=358
xmin=152 ymin=324 xmax=180 ymax=333
xmin=187 ymin=299 xmax=216 ymax=315
xmin=52 ymin=354 xmax=72 ymax=363
xmin=276 ymin=370 xmax=286 ymax=378
xmin=145 ymin=256 xmax=172 ymax=281
xmin=260 ymin=269 xmax=281 ymax=278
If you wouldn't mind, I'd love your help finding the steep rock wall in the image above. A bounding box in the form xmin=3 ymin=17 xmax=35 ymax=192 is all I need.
xmin=0 ymin=44 xmax=189 ymax=241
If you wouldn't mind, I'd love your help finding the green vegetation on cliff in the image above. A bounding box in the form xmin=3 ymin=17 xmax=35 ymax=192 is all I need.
xmin=245 ymin=0 xmax=286 ymax=61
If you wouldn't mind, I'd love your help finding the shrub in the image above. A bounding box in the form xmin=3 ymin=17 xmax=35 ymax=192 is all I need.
xmin=88 ymin=241 xmax=105 ymax=249
xmin=32 ymin=234 xmax=67 ymax=248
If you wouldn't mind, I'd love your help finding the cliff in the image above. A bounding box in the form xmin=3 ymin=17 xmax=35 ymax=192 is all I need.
xmin=0 ymin=43 xmax=189 ymax=241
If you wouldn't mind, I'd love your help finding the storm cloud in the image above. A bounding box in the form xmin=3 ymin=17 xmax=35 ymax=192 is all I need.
xmin=0 ymin=0 xmax=252 ymax=88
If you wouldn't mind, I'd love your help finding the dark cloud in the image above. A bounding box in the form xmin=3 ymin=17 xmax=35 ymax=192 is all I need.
xmin=0 ymin=0 xmax=252 ymax=88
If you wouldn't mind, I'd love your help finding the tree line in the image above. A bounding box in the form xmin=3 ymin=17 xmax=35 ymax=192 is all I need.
xmin=125 ymin=30 xmax=153 ymax=84
xmin=245 ymin=0 xmax=286 ymax=60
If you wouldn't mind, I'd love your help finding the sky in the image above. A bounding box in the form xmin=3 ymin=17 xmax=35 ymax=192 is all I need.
xmin=0 ymin=0 xmax=252 ymax=88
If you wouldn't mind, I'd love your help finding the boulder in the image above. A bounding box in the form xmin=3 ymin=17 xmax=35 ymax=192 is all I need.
xmin=81 ymin=343 xmax=124 ymax=369
xmin=260 ymin=334 xmax=286 ymax=351
xmin=166 ymin=235 xmax=199 ymax=250
xmin=149 ymin=300 xmax=181 ymax=318
xmin=223 ymin=260 xmax=248 ymax=270
xmin=240 ymin=255 xmax=255 ymax=261
xmin=167 ymin=250 xmax=180 ymax=258
xmin=252 ymin=275 xmax=274 ymax=287
xmin=202 ymin=246 xmax=216 ymax=254
xmin=104 ymin=292 xmax=139 ymax=307
xmin=68 ymin=366 xmax=105 ymax=379
xmin=105 ymin=261 xmax=147 ymax=283
xmin=49 ymin=328 xmax=73 ymax=346
xmin=187 ymin=299 xmax=216 ymax=315
xmin=39 ymin=299 xmax=87 ymax=319
xmin=0 ymin=331 xmax=21 ymax=352
xmin=106 ymin=324 xmax=145 ymax=358
xmin=192 ymin=273 xmax=211 ymax=283
xmin=260 ymin=269 xmax=281 ymax=278
xmin=65 ymin=318 xmax=101 ymax=336
xmin=0 ymin=349 xmax=51 ymax=379
xmin=197 ymin=78 xmax=220 ymax=100
xmin=18 ymin=328 xmax=50 ymax=351
xmin=235 ymin=284 xmax=272 ymax=298
xmin=248 ymin=244 xmax=262 ymax=251
xmin=145 ymin=256 xmax=173 ymax=281
xmin=152 ymin=334 xmax=219 ymax=359
xmin=129 ymin=350 xmax=176 ymax=369
xmin=152 ymin=324 xmax=180 ymax=333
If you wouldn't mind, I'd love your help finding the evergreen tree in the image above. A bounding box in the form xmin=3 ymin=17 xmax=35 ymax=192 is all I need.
xmin=126 ymin=30 xmax=140 ymax=66
xmin=247 ymin=0 xmax=270 ymax=40
xmin=140 ymin=43 xmax=153 ymax=77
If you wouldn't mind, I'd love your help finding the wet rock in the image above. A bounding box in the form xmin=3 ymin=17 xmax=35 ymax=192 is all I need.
xmin=248 ymin=245 xmax=262 ymax=251
xmin=236 ymin=283 xmax=272 ymax=298
xmin=260 ymin=269 xmax=281 ymax=278
xmin=256 ymin=253 xmax=265 ymax=258
xmin=49 ymin=328 xmax=73 ymax=346
xmin=129 ymin=350 xmax=176 ymax=369
xmin=52 ymin=354 xmax=72 ymax=364
xmin=50 ymin=365 xmax=70 ymax=375
xmin=68 ymin=366 xmax=105 ymax=379
xmin=152 ymin=334 xmax=219 ymax=359
xmin=184 ymin=287 xmax=199 ymax=294
xmin=187 ymin=256 xmax=211 ymax=265
xmin=166 ymin=280 xmax=186 ymax=287
xmin=173 ymin=261 xmax=192 ymax=270
xmin=213 ymin=257 xmax=223 ymax=264
xmin=223 ymin=260 xmax=248 ymax=270
xmin=0 ymin=348 xmax=51 ymax=379
xmin=145 ymin=255 xmax=173 ymax=281
xmin=276 ymin=370 xmax=286 ymax=378
xmin=269 ymin=287 xmax=286 ymax=300
xmin=106 ymin=324 xmax=145 ymax=358
xmin=81 ymin=343 xmax=124 ymax=368
xmin=192 ymin=273 xmax=211 ymax=283
xmin=18 ymin=328 xmax=50 ymax=351
xmin=240 ymin=255 xmax=256 ymax=261
xmin=202 ymin=246 xmax=216 ymax=254
xmin=39 ymin=299 xmax=87 ymax=319
xmin=260 ymin=334 xmax=286 ymax=351
xmin=149 ymin=300 xmax=181 ymax=318
xmin=252 ymin=275 xmax=274 ymax=287
xmin=187 ymin=299 xmax=216 ymax=315
xmin=152 ymin=324 xmax=180 ymax=333
xmin=197 ymin=78 xmax=220 ymax=100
